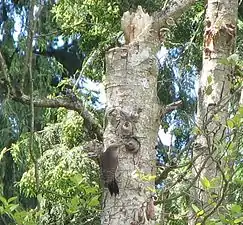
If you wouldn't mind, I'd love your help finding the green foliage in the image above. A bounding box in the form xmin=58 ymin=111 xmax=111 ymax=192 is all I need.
xmin=62 ymin=111 xmax=84 ymax=148
xmin=52 ymin=0 xmax=120 ymax=52
xmin=5 ymin=103 xmax=100 ymax=224
xmin=0 ymin=195 xmax=38 ymax=225
xmin=0 ymin=195 xmax=19 ymax=216
xmin=17 ymin=144 xmax=100 ymax=224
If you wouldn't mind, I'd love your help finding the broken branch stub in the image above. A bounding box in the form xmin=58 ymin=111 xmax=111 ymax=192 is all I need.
xmin=121 ymin=6 xmax=153 ymax=44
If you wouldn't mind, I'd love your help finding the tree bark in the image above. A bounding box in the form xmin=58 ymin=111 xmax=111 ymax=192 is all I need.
xmin=101 ymin=7 xmax=160 ymax=225
xmin=189 ymin=0 xmax=238 ymax=224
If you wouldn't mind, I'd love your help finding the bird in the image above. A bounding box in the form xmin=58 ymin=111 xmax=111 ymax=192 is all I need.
xmin=100 ymin=145 xmax=120 ymax=196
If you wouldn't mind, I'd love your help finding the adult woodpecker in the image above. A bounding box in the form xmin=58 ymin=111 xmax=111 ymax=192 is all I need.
xmin=100 ymin=145 xmax=120 ymax=196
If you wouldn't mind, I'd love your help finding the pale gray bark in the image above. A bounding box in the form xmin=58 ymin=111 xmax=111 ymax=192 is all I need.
xmin=189 ymin=0 xmax=238 ymax=224
xmin=101 ymin=7 xmax=160 ymax=225
xmin=100 ymin=0 xmax=200 ymax=224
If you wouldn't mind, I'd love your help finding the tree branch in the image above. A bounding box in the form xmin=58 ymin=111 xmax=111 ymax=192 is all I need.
xmin=12 ymin=94 xmax=103 ymax=141
xmin=27 ymin=0 xmax=40 ymax=210
xmin=165 ymin=100 xmax=183 ymax=113
xmin=153 ymin=0 xmax=196 ymax=27
xmin=157 ymin=152 xmax=212 ymax=204
xmin=0 ymin=43 xmax=103 ymax=142
xmin=160 ymin=100 xmax=183 ymax=117
xmin=21 ymin=1 xmax=35 ymax=89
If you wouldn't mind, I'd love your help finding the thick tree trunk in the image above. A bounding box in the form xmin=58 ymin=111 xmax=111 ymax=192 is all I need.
xmin=189 ymin=0 xmax=238 ymax=224
xmin=101 ymin=7 xmax=160 ymax=225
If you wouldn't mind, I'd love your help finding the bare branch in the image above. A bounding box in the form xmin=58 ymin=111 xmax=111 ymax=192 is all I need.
xmin=165 ymin=100 xmax=183 ymax=113
xmin=153 ymin=0 xmax=197 ymax=27
xmin=199 ymin=155 xmax=230 ymax=224
xmin=21 ymin=1 xmax=35 ymax=89
xmin=27 ymin=0 xmax=41 ymax=211
xmin=73 ymin=31 xmax=123 ymax=91
xmin=12 ymin=94 xmax=103 ymax=141
xmin=160 ymin=100 xmax=183 ymax=117
xmin=73 ymin=49 xmax=99 ymax=91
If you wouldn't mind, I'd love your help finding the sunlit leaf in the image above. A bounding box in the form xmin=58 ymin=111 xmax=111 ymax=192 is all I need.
xmin=234 ymin=217 xmax=243 ymax=223
xmin=227 ymin=119 xmax=234 ymax=129
xmin=231 ymin=204 xmax=242 ymax=214
xmin=88 ymin=195 xmax=99 ymax=207
xmin=7 ymin=196 xmax=17 ymax=204
xmin=197 ymin=210 xmax=204 ymax=217
xmin=201 ymin=177 xmax=211 ymax=189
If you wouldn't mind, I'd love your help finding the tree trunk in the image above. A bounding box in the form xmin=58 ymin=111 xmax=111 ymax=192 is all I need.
xmin=240 ymin=88 xmax=243 ymax=105
xmin=189 ymin=0 xmax=238 ymax=224
xmin=101 ymin=7 xmax=160 ymax=225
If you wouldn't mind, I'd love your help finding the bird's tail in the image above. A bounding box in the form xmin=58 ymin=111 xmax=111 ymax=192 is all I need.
xmin=108 ymin=178 xmax=119 ymax=196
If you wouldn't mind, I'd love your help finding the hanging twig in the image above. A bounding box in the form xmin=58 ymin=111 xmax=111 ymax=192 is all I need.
xmin=26 ymin=0 xmax=40 ymax=210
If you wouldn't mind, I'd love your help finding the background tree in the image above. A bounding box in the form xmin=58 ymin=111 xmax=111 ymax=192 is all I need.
xmin=189 ymin=0 xmax=240 ymax=224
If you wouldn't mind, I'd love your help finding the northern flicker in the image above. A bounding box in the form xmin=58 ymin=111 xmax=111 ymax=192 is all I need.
xmin=100 ymin=145 xmax=119 ymax=196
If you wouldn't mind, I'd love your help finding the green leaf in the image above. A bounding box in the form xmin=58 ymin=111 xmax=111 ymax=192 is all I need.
xmin=0 ymin=195 xmax=7 ymax=206
xmin=205 ymin=85 xmax=213 ymax=95
xmin=71 ymin=196 xmax=79 ymax=207
xmin=227 ymin=119 xmax=234 ymax=129
xmin=0 ymin=206 xmax=4 ymax=214
xmin=238 ymin=106 xmax=243 ymax=115
xmin=13 ymin=211 xmax=28 ymax=224
xmin=197 ymin=210 xmax=204 ymax=217
xmin=67 ymin=196 xmax=79 ymax=214
xmin=85 ymin=186 xmax=98 ymax=195
xmin=88 ymin=195 xmax=99 ymax=207
xmin=7 ymin=196 xmax=17 ymax=204
xmin=147 ymin=175 xmax=156 ymax=181
xmin=234 ymin=217 xmax=243 ymax=223
xmin=201 ymin=177 xmax=211 ymax=189
xmin=9 ymin=204 xmax=19 ymax=212
xmin=207 ymin=75 xmax=213 ymax=84
xmin=227 ymin=54 xmax=239 ymax=64
xmin=193 ymin=127 xmax=202 ymax=134
xmin=231 ymin=204 xmax=242 ymax=214
xmin=70 ymin=174 xmax=84 ymax=186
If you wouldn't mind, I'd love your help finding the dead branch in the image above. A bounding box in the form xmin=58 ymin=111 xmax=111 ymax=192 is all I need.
xmin=153 ymin=0 xmax=197 ymax=28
